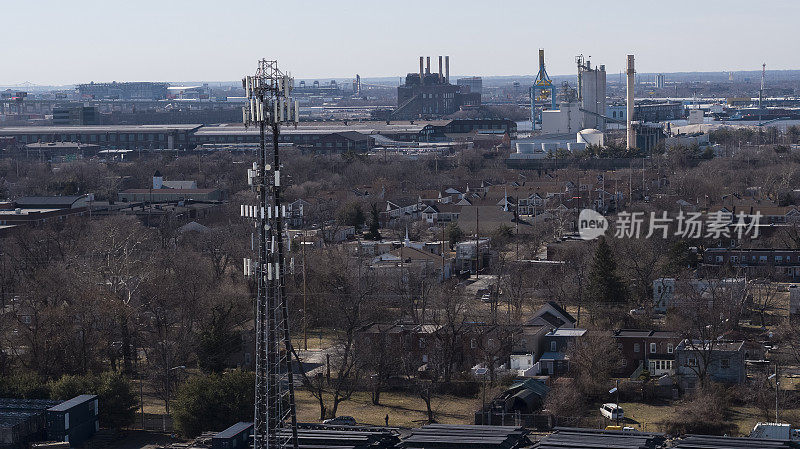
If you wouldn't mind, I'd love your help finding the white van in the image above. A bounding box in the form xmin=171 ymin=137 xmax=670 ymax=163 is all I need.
xmin=600 ymin=403 xmax=623 ymax=421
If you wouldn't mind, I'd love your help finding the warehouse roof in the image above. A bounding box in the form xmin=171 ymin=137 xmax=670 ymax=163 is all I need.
xmin=672 ymin=434 xmax=797 ymax=448
xmin=13 ymin=195 xmax=88 ymax=209
xmin=120 ymin=189 xmax=218 ymax=194
xmin=533 ymin=427 xmax=665 ymax=449
xmin=402 ymin=424 xmax=530 ymax=449
xmin=214 ymin=421 xmax=252 ymax=439
xmin=47 ymin=395 xmax=96 ymax=412
xmin=0 ymin=125 xmax=202 ymax=134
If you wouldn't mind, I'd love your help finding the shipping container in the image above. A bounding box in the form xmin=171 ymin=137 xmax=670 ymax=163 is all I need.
xmin=45 ymin=396 xmax=98 ymax=447
xmin=46 ymin=417 xmax=98 ymax=447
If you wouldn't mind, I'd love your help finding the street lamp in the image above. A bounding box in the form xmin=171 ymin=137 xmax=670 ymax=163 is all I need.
xmin=609 ymin=379 xmax=620 ymax=427
xmin=768 ymin=364 xmax=779 ymax=423
xmin=476 ymin=367 xmax=488 ymax=425
xmin=164 ymin=365 xmax=187 ymax=432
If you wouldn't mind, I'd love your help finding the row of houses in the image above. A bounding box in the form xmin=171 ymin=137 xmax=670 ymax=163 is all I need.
xmin=340 ymin=299 xmax=756 ymax=393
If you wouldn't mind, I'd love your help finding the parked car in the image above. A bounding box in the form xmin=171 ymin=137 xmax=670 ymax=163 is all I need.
xmin=323 ymin=416 xmax=357 ymax=426
xmin=629 ymin=308 xmax=647 ymax=317
xmin=600 ymin=403 xmax=623 ymax=421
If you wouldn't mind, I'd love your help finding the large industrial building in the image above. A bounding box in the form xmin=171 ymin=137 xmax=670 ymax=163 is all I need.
xmin=539 ymin=57 xmax=607 ymax=135
xmin=52 ymin=105 xmax=98 ymax=125
xmin=578 ymin=60 xmax=607 ymax=131
xmin=607 ymin=101 xmax=684 ymax=122
xmin=456 ymin=76 xmax=483 ymax=94
xmin=393 ymin=56 xmax=481 ymax=119
xmin=0 ymin=124 xmax=202 ymax=151
xmin=77 ymin=82 xmax=169 ymax=100
xmin=0 ymin=119 xmax=514 ymax=154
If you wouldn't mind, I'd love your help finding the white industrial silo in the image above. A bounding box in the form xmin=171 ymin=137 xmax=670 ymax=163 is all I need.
xmin=577 ymin=129 xmax=604 ymax=147
xmin=516 ymin=142 xmax=537 ymax=154
xmin=567 ymin=142 xmax=587 ymax=152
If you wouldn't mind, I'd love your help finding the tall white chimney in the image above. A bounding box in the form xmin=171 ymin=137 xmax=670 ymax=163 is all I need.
xmin=626 ymin=54 xmax=636 ymax=150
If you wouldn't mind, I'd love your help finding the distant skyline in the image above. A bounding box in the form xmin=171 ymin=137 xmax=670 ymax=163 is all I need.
xmin=2 ymin=0 xmax=799 ymax=86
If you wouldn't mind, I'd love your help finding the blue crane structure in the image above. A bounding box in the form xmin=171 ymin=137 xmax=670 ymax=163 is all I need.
xmin=530 ymin=49 xmax=557 ymax=130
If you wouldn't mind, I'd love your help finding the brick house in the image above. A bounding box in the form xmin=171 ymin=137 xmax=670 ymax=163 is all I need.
xmin=612 ymin=329 xmax=680 ymax=378
xmin=702 ymin=248 xmax=800 ymax=280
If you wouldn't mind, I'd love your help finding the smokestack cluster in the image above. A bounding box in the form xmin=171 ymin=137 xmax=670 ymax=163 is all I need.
xmin=417 ymin=56 xmax=451 ymax=84
xmin=626 ymin=54 xmax=636 ymax=150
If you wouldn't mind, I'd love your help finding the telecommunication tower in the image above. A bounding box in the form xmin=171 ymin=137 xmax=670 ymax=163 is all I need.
xmin=241 ymin=59 xmax=300 ymax=449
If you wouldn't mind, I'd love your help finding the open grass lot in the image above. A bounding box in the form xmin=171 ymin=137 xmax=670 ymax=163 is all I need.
xmin=618 ymin=401 xmax=800 ymax=436
xmin=291 ymin=328 xmax=339 ymax=351
xmin=294 ymin=389 xmax=482 ymax=427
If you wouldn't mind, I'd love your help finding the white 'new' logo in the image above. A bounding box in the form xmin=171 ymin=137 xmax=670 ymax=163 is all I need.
xmin=578 ymin=209 xmax=608 ymax=240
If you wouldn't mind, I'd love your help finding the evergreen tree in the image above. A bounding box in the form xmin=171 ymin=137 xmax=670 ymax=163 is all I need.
xmin=446 ymin=223 xmax=464 ymax=248
xmin=587 ymin=238 xmax=627 ymax=307
xmin=665 ymin=240 xmax=694 ymax=275
xmin=171 ymin=370 xmax=254 ymax=438
xmin=365 ymin=203 xmax=382 ymax=241
xmin=96 ymin=371 xmax=138 ymax=429
xmin=338 ymin=202 xmax=366 ymax=231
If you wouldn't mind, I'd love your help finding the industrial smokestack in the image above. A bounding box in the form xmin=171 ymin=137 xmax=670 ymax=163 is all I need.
xmin=626 ymin=54 xmax=636 ymax=150
xmin=426 ymin=57 xmax=430 ymax=74
xmin=445 ymin=56 xmax=450 ymax=84
xmin=419 ymin=57 xmax=424 ymax=83
xmin=438 ymin=56 xmax=443 ymax=81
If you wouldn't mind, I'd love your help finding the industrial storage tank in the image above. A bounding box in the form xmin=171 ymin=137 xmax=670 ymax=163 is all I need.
xmin=577 ymin=129 xmax=604 ymax=147
xmin=541 ymin=142 xmax=558 ymax=153
xmin=567 ymin=142 xmax=587 ymax=152
xmin=516 ymin=142 xmax=537 ymax=154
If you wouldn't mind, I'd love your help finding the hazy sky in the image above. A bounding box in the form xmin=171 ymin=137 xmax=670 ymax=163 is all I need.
xmin=2 ymin=0 xmax=798 ymax=85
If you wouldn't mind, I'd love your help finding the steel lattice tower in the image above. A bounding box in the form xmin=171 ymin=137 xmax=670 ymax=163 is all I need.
xmin=241 ymin=59 xmax=300 ymax=449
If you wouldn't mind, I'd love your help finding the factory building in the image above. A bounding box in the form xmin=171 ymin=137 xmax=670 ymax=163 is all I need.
xmin=456 ymin=76 xmax=483 ymax=94
xmin=52 ymin=105 xmax=98 ymax=125
xmin=0 ymin=124 xmax=201 ymax=150
xmin=0 ymin=119 xmax=514 ymax=154
xmin=579 ymin=61 xmax=607 ymax=131
xmin=634 ymin=122 xmax=667 ymax=152
xmin=656 ymin=73 xmax=666 ymax=88
xmin=393 ymin=56 xmax=481 ymax=119
xmin=634 ymin=101 xmax=684 ymax=122
xmin=313 ymin=131 xmax=375 ymax=153
xmin=607 ymin=102 xmax=684 ymax=122
xmin=541 ymin=103 xmax=582 ymax=135
xmin=539 ymin=59 xmax=606 ymax=135
xmin=77 ymin=82 xmax=169 ymax=100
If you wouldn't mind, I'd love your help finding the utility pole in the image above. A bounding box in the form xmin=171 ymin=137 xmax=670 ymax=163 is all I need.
xmin=767 ymin=363 xmax=780 ymax=423
xmin=302 ymin=228 xmax=308 ymax=351
xmin=616 ymin=379 xmax=620 ymax=427
xmin=475 ymin=207 xmax=480 ymax=279
xmin=241 ymin=59 xmax=300 ymax=449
